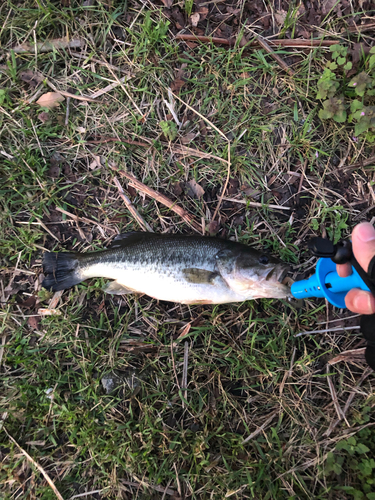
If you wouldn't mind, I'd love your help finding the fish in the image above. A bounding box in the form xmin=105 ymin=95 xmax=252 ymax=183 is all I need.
xmin=42 ymin=232 xmax=291 ymax=305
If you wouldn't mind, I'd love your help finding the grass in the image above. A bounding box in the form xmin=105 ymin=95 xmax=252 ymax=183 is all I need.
xmin=1 ymin=0 xmax=375 ymax=498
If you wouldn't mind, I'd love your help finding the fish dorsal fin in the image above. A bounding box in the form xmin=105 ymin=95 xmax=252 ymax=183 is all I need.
xmin=103 ymin=281 xmax=136 ymax=295
xmin=109 ymin=232 xmax=157 ymax=248
xmin=182 ymin=268 xmax=218 ymax=285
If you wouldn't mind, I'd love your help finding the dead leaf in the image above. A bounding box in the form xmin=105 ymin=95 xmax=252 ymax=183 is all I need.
xmin=274 ymin=9 xmax=287 ymax=25
xmin=48 ymin=151 xmax=64 ymax=178
xmin=172 ymin=181 xmax=184 ymax=196
xmin=36 ymin=92 xmax=65 ymax=109
xmin=18 ymin=296 xmax=37 ymax=309
xmin=88 ymin=155 xmax=101 ymax=170
xmin=170 ymin=63 xmax=187 ymax=94
xmin=190 ymin=12 xmax=200 ymax=27
xmin=328 ymin=348 xmax=366 ymax=365
xmin=322 ymin=0 xmax=338 ymax=15
xmin=181 ymin=132 xmax=196 ymax=145
xmin=38 ymin=111 xmax=50 ymax=123
xmin=20 ymin=70 xmax=43 ymax=88
xmin=186 ymin=179 xmax=205 ymax=198
xmin=170 ymin=77 xmax=185 ymax=93
xmin=197 ymin=6 xmax=209 ymax=21
xmin=208 ymin=220 xmax=220 ymax=236
xmin=61 ymin=0 xmax=70 ymax=5
xmin=38 ymin=308 xmax=61 ymax=316
xmin=28 ymin=315 xmax=41 ymax=330
xmin=127 ymin=185 xmax=137 ymax=197
xmin=227 ymin=178 xmax=239 ymax=195
xmin=161 ymin=0 xmax=173 ymax=7
xmin=76 ymin=126 xmax=86 ymax=134
xmin=199 ymin=120 xmax=207 ymax=136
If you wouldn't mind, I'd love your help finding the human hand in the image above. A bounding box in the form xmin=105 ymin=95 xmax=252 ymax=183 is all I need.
xmin=337 ymin=222 xmax=375 ymax=314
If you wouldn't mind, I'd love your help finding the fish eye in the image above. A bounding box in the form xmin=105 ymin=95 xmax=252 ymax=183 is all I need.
xmin=259 ymin=255 xmax=269 ymax=265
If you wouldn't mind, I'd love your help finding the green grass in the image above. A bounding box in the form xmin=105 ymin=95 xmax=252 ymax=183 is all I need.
xmin=1 ymin=0 xmax=375 ymax=498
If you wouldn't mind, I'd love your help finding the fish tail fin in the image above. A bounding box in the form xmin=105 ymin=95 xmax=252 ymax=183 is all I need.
xmin=42 ymin=252 xmax=84 ymax=291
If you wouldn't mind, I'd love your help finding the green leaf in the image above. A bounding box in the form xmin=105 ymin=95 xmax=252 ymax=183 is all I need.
xmin=159 ymin=120 xmax=178 ymax=142
xmin=355 ymin=120 xmax=370 ymax=135
xmin=367 ymin=493 xmax=375 ymax=500
xmin=333 ymin=110 xmax=347 ymax=123
xmin=356 ymin=443 xmax=370 ymax=454
xmin=319 ymin=108 xmax=333 ymax=120
xmin=349 ymin=71 xmax=372 ymax=96
xmin=369 ymin=55 xmax=375 ymax=70
xmin=333 ymin=462 xmax=342 ymax=474
xmin=344 ymin=61 xmax=353 ymax=70
xmin=329 ymin=62 xmax=338 ymax=70
xmin=337 ymin=56 xmax=346 ymax=65
xmin=370 ymin=46 xmax=375 ymax=54
xmin=351 ymin=100 xmax=364 ymax=113
xmin=330 ymin=44 xmax=341 ymax=52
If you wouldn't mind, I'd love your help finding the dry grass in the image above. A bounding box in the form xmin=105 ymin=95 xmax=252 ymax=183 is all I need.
xmin=1 ymin=0 xmax=375 ymax=498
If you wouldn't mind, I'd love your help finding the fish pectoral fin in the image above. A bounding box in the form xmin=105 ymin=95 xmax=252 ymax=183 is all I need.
xmin=103 ymin=281 xmax=136 ymax=295
xmin=182 ymin=268 xmax=218 ymax=284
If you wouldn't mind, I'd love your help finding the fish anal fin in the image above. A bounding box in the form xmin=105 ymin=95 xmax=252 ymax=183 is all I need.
xmin=104 ymin=281 xmax=136 ymax=295
xmin=182 ymin=268 xmax=218 ymax=285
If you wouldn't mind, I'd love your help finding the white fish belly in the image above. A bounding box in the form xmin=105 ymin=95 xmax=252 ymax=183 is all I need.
xmin=82 ymin=261 xmax=241 ymax=304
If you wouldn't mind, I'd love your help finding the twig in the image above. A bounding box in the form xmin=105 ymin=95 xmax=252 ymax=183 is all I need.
xmin=324 ymin=367 xmax=373 ymax=436
xmin=295 ymin=325 xmax=360 ymax=337
xmin=182 ymin=341 xmax=189 ymax=406
xmin=89 ymin=75 xmax=132 ymax=100
xmin=3 ymin=427 xmax=64 ymax=500
xmin=175 ymin=34 xmax=339 ymax=48
xmin=328 ymin=347 xmax=367 ymax=365
xmin=109 ymin=166 xmax=201 ymax=232
xmin=69 ymin=488 xmax=110 ymax=499
xmin=120 ymin=479 xmax=177 ymax=497
xmin=54 ymin=206 xmax=117 ymax=233
xmin=71 ymin=53 xmax=134 ymax=77
xmin=113 ymin=177 xmax=153 ymax=232
xmin=101 ymin=59 xmax=143 ymax=117
xmin=168 ymin=89 xmax=230 ymax=222
xmin=170 ymin=342 xmax=181 ymax=392
xmin=341 ymin=155 xmax=375 ymax=171
xmin=221 ymin=196 xmax=291 ymax=211
xmin=171 ymin=144 xmax=227 ymax=163
xmin=279 ymin=347 xmax=296 ymax=397
xmin=326 ymin=364 xmax=346 ymax=423
xmin=242 ymin=409 xmax=279 ymax=444
xmin=65 ymin=96 xmax=70 ymax=126
xmin=251 ymin=32 xmax=295 ymax=76
xmin=5 ymin=37 xmax=81 ymax=54
xmin=45 ymin=80 xmax=99 ymax=103
xmin=294 ymin=159 xmax=308 ymax=205
xmin=85 ymin=136 xmax=151 ymax=147
xmin=173 ymin=463 xmax=182 ymax=497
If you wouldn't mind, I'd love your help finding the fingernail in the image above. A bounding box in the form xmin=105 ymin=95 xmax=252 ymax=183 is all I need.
xmin=353 ymin=292 xmax=372 ymax=312
xmin=357 ymin=223 xmax=375 ymax=243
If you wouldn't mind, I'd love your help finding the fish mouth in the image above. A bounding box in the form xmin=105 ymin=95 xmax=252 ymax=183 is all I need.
xmin=265 ymin=266 xmax=290 ymax=283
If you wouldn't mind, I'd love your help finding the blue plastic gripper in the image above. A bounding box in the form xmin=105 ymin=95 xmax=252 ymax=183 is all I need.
xmin=291 ymin=257 xmax=370 ymax=308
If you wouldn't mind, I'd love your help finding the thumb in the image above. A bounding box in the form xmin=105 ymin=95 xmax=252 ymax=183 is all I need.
xmin=352 ymin=222 xmax=375 ymax=273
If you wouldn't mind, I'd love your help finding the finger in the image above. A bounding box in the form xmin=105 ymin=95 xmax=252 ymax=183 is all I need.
xmin=337 ymin=263 xmax=352 ymax=278
xmin=352 ymin=222 xmax=375 ymax=273
xmin=345 ymin=288 xmax=375 ymax=315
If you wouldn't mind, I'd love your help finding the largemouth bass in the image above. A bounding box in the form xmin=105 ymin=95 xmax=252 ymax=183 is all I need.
xmin=42 ymin=232 xmax=291 ymax=304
